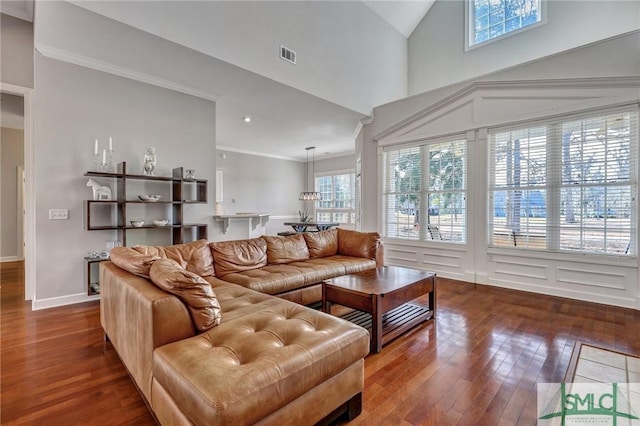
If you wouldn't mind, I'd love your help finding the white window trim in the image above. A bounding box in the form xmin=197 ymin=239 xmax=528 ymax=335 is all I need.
xmin=464 ymin=0 xmax=547 ymax=51
xmin=486 ymin=105 xmax=638 ymax=257
xmin=315 ymin=169 xmax=356 ymax=226
xmin=382 ymin=135 xmax=469 ymax=244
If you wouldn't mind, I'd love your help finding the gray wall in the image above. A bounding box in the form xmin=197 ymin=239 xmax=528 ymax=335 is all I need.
xmin=408 ymin=0 xmax=640 ymax=95
xmin=363 ymin=30 xmax=640 ymax=235
xmin=71 ymin=1 xmax=408 ymax=114
xmin=214 ymin=149 xmax=305 ymax=239
xmin=34 ymin=53 xmax=216 ymax=300
xmin=1 ymin=127 xmax=24 ymax=259
xmin=211 ymin=151 xmax=357 ymax=240
xmin=314 ymin=154 xmax=356 ymax=176
xmin=1 ymin=13 xmax=33 ymax=88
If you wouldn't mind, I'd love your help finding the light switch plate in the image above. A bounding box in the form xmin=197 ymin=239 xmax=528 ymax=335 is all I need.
xmin=49 ymin=209 xmax=69 ymax=220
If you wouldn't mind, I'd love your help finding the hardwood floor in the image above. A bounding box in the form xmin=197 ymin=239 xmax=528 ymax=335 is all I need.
xmin=2 ymin=261 xmax=639 ymax=425
xmin=0 ymin=261 xmax=153 ymax=425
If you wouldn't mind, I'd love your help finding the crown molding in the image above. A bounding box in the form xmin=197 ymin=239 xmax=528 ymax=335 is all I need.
xmin=352 ymin=116 xmax=373 ymax=140
xmin=217 ymin=145 xmax=355 ymax=162
xmin=1 ymin=1 xmax=33 ymax=22
xmin=35 ymin=44 xmax=219 ymax=102
xmin=373 ymin=76 xmax=640 ymax=142
xmin=217 ymin=145 xmax=300 ymax=161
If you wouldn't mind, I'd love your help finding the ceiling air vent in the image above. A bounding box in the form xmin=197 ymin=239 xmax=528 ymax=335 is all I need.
xmin=280 ymin=45 xmax=296 ymax=65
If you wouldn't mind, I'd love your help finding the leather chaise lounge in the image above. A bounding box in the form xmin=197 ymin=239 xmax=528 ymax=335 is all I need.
xmin=101 ymin=229 xmax=382 ymax=425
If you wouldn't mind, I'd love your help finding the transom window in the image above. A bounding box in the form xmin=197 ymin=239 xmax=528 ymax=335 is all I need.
xmin=315 ymin=172 xmax=355 ymax=225
xmin=467 ymin=0 xmax=543 ymax=48
xmin=489 ymin=108 xmax=638 ymax=256
xmin=383 ymin=139 xmax=467 ymax=243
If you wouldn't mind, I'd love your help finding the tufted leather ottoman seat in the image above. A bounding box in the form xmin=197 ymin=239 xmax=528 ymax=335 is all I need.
xmin=152 ymin=290 xmax=369 ymax=425
xmin=102 ymin=229 xmax=383 ymax=424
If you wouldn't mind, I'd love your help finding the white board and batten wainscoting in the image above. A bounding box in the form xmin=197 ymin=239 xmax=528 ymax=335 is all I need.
xmin=374 ymin=77 xmax=640 ymax=310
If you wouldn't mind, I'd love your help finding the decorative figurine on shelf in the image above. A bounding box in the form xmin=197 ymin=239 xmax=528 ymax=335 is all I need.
xmin=87 ymin=178 xmax=112 ymax=200
xmin=142 ymin=147 xmax=157 ymax=176
xmin=185 ymin=169 xmax=195 ymax=179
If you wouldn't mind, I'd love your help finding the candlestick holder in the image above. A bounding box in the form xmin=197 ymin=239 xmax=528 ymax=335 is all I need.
xmin=106 ymin=149 xmax=115 ymax=173
xmin=93 ymin=152 xmax=102 ymax=172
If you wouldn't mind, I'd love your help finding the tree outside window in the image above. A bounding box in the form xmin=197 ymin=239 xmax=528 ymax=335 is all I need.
xmin=489 ymin=109 xmax=636 ymax=255
xmin=384 ymin=140 xmax=467 ymax=243
xmin=468 ymin=0 xmax=542 ymax=48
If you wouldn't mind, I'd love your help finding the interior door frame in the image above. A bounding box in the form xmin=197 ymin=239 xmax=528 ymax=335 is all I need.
xmin=2 ymin=82 xmax=35 ymax=303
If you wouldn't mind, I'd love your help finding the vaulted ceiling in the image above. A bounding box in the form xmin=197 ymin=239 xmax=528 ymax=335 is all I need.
xmin=3 ymin=0 xmax=435 ymax=161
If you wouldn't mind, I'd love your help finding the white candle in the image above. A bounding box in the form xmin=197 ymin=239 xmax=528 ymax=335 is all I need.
xmin=109 ymin=137 xmax=113 ymax=151
xmin=102 ymin=149 xmax=106 ymax=165
xmin=94 ymin=139 xmax=98 ymax=155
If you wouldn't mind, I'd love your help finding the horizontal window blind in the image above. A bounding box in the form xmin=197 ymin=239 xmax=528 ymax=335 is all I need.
xmin=383 ymin=139 xmax=467 ymax=243
xmin=488 ymin=107 xmax=638 ymax=255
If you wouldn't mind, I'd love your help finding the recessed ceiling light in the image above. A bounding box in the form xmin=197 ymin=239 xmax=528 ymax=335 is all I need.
xmin=243 ymin=116 xmax=251 ymax=123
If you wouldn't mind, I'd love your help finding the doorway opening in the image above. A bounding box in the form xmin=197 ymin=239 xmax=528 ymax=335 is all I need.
xmin=1 ymin=83 xmax=34 ymax=304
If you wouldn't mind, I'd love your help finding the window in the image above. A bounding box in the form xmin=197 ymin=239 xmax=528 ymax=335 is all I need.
xmin=467 ymin=0 xmax=543 ymax=48
xmin=489 ymin=108 xmax=638 ymax=256
xmin=315 ymin=172 xmax=355 ymax=225
xmin=383 ymin=139 xmax=467 ymax=243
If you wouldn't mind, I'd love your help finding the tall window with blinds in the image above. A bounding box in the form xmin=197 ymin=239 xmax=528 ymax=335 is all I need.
xmin=383 ymin=139 xmax=467 ymax=243
xmin=489 ymin=108 xmax=638 ymax=255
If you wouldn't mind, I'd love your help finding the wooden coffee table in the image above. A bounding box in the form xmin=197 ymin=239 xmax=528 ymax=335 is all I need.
xmin=322 ymin=266 xmax=436 ymax=353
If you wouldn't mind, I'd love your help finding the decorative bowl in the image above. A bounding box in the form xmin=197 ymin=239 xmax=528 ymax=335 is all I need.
xmin=138 ymin=194 xmax=161 ymax=202
xmin=153 ymin=219 xmax=169 ymax=227
xmin=130 ymin=219 xmax=145 ymax=227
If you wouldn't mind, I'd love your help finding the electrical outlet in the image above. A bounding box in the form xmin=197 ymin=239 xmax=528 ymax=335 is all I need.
xmin=49 ymin=209 xmax=69 ymax=220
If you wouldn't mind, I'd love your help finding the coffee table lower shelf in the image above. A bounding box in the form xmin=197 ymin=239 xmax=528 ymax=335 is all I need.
xmin=340 ymin=303 xmax=434 ymax=349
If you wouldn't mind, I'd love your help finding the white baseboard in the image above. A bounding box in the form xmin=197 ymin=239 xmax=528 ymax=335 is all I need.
xmin=428 ymin=271 xmax=637 ymax=310
xmin=32 ymin=292 xmax=100 ymax=310
xmin=486 ymin=277 xmax=637 ymax=310
xmin=0 ymin=256 xmax=22 ymax=262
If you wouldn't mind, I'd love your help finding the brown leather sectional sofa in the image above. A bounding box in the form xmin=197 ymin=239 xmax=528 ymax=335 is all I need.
xmin=101 ymin=229 xmax=382 ymax=425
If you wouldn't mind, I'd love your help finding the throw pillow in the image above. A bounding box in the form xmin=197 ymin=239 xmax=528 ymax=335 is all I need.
xmin=209 ymin=238 xmax=267 ymax=277
xmin=263 ymin=234 xmax=310 ymax=264
xmin=133 ymin=239 xmax=215 ymax=277
xmin=302 ymin=229 xmax=338 ymax=258
xmin=109 ymin=246 xmax=160 ymax=278
xmin=149 ymin=259 xmax=222 ymax=332
xmin=337 ymin=228 xmax=380 ymax=260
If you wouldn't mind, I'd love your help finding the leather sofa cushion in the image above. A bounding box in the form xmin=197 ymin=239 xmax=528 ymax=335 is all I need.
xmin=264 ymin=234 xmax=310 ymax=264
xmin=209 ymin=238 xmax=267 ymax=277
xmin=219 ymin=265 xmax=306 ymax=295
xmin=133 ymin=239 xmax=214 ymax=277
xmin=328 ymin=255 xmax=377 ymax=274
xmin=337 ymin=228 xmax=380 ymax=260
xmin=286 ymin=258 xmax=346 ymax=284
xmin=204 ymin=278 xmax=286 ymax=322
xmin=109 ymin=246 xmax=160 ymax=278
xmin=152 ymin=297 xmax=370 ymax=425
xmin=303 ymin=229 xmax=338 ymax=258
xmin=149 ymin=259 xmax=221 ymax=332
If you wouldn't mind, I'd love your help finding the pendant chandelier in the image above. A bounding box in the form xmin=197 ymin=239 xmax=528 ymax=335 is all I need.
xmin=299 ymin=146 xmax=322 ymax=201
